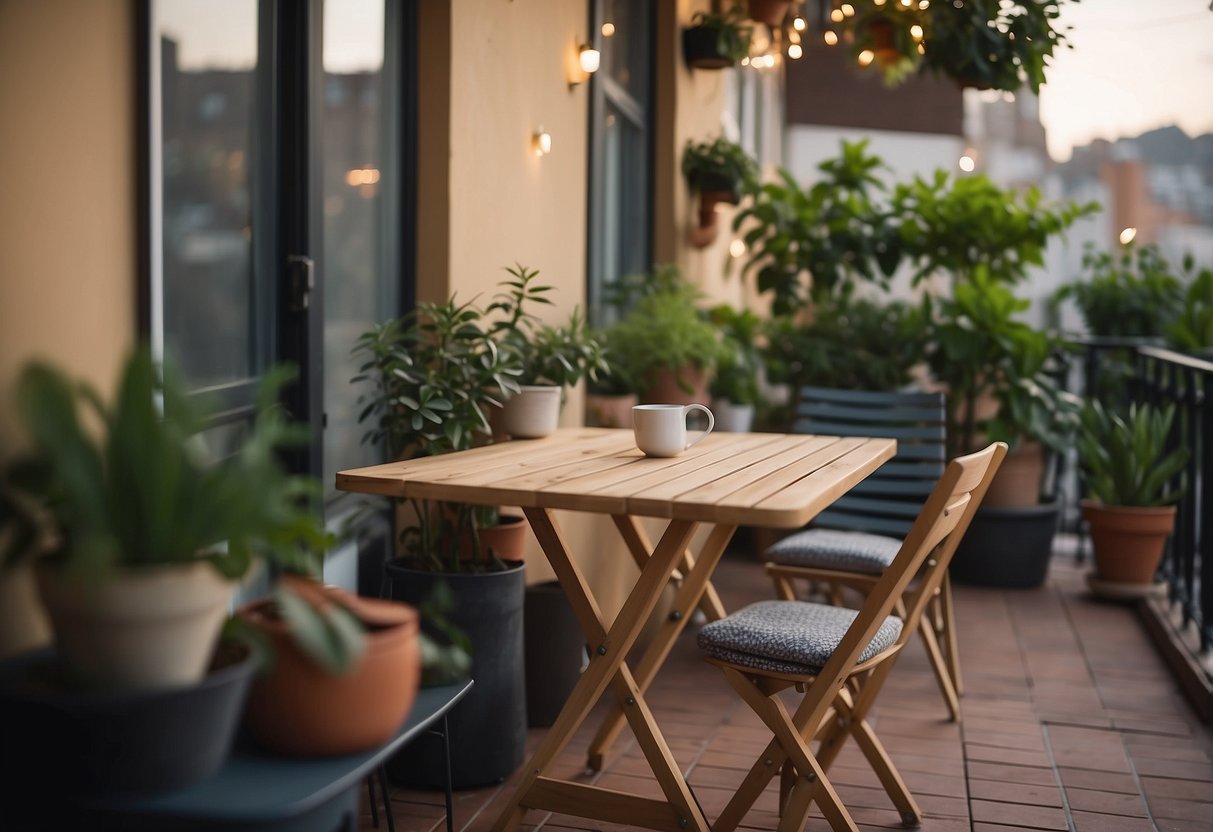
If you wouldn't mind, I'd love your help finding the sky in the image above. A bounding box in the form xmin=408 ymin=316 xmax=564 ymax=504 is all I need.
xmin=1038 ymin=0 xmax=1213 ymax=161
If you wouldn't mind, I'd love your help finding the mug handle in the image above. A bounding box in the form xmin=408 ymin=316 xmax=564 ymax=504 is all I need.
xmin=683 ymin=404 xmax=714 ymax=450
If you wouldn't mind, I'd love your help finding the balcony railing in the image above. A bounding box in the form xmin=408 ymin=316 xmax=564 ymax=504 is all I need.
xmin=1075 ymin=338 xmax=1212 ymax=663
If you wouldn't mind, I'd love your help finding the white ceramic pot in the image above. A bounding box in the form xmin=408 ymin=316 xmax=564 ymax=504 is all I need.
xmin=36 ymin=560 xmax=233 ymax=690
xmin=712 ymin=400 xmax=755 ymax=433
xmin=501 ymin=385 xmax=562 ymax=439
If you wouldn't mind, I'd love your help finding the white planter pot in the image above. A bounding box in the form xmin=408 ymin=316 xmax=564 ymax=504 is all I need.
xmin=713 ymin=400 xmax=755 ymax=433
xmin=36 ymin=561 xmax=233 ymax=690
xmin=502 ymin=385 xmax=562 ymax=439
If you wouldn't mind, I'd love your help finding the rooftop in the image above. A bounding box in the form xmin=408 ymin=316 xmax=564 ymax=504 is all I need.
xmin=366 ymin=546 xmax=1213 ymax=832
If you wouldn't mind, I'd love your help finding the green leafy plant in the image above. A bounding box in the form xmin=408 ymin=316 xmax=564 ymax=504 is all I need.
xmin=1167 ymin=262 xmax=1213 ymax=354
xmin=488 ymin=264 xmax=609 ymax=388
xmin=601 ymin=265 xmax=725 ymax=396
xmin=681 ymin=137 xmax=759 ymax=202
xmin=686 ymin=4 xmax=753 ymax=66
xmin=1053 ymin=243 xmax=1184 ymax=338
xmin=762 ymin=296 xmax=926 ymax=397
xmin=13 ymin=349 xmax=331 ymax=581
xmin=894 ymin=171 xmax=1097 ymax=288
xmin=924 ymin=268 xmax=1079 ymax=459
xmin=735 ymin=140 xmax=902 ymax=314
xmin=352 ymin=296 xmax=522 ymax=571
xmin=709 ymin=305 xmax=763 ymax=406
xmin=1077 ymin=401 xmax=1188 ymax=507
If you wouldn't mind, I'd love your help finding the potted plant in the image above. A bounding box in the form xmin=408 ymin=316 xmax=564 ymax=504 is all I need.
xmin=603 ymin=265 xmax=725 ymax=405
xmin=237 ymin=573 xmax=422 ymax=756
xmin=489 ymin=264 xmax=609 ymax=438
xmin=683 ymin=137 xmax=759 ymax=246
xmin=3 ymin=348 xmax=331 ymax=794
xmin=0 ymin=457 xmax=51 ymax=658
xmin=709 ymin=304 xmax=763 ymax=432
xmin=1054 ymin=243 xmax=1184 ymax=340
xmin=851 ymin=5 xmax=924 ymax=83
xmin=683 ymin=4 xmax=752 ymax=70
xmin=1167 ymin=260 xmax=1213 ymax=356
xmin=1077 ymin=401 xmax=1188 ymax=593
xmin=352 ymin=294 xmax=528 ymax=787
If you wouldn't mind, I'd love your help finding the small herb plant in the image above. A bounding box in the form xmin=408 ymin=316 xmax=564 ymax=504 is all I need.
xmin=1077 ymin=401 xmax=1188 ymax=507
xmin=488 ymin=264 xmax=609 ymax=389
xmin=682 ymin=138 xmax=759 ymax=202
xmin=602 ymin=265 xmax=724 ymax=396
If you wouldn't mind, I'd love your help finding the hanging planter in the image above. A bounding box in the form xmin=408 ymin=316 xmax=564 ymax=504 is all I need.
xmin=747 ymin=0 xmax=790 ymax=29
xmin=682 ymin=7 xmax=752 ymax=71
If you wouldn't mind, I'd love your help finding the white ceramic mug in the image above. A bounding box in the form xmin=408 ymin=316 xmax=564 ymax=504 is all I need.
xmin=632 ymin=404 xmax=714 ymax=458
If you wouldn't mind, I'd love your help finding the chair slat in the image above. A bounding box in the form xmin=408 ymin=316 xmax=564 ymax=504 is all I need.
xmin=793 ymin=421 xmax=945 ymax=442
xmin=797 ymin=386 xmax=944 ymax=407
xmin=799 ymin=403 xmax=947 ymax=425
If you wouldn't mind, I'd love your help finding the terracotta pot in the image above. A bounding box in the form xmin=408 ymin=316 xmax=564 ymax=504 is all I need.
xmin=983 ymin=441 xmax=1045 ymax=507
xmin=36 ymin=561 xmax=232 ymax=690
xmin=867 ymin=19 xmax=900 ymax=69
xmin=586 ymin=393 xmax=638 ymax=428
xmin=465 ymin=513 xmax=529 ymax=561
xmin=642 ymin=364 xmax=711 ymax=406
xmin=748 ymin=0 xmax=790 ymax=27
xmin=1082 ymin=501 xmax=1176 ymax=585
xmin=501 ymin=385 xmax=562 ymax=439
xmin=239 ymin=584 xmax=421 ymax=756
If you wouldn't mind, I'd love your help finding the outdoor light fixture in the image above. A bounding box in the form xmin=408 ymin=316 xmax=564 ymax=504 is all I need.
xmin=570 ymin=44 xmax=600 ymax=88
xmin=601 ymin=21 xmax=615 ymax=37
xmin=532 ymin=128 xmax=552 ymax=157
xmin=578 ymin=45 xmax=601 ymax=75
xmin=1120 ymin=227 xmax=1138 ymax=245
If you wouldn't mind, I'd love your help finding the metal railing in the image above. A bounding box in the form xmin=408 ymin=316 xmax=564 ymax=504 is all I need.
xmin=1074 ymin=338 xmax=1212 ymax=654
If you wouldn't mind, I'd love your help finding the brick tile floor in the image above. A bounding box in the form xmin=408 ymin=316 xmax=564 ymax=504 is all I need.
xmin=363 ymin=545 xmax=1213 ymax=832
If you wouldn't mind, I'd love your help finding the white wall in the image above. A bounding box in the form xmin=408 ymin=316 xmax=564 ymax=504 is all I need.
xmin=786 ymin=125 xmax=965 ymax=188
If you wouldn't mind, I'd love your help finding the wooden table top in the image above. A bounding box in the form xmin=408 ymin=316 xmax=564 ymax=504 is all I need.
xmin=338 ymin=429 xmax=895 ymax=529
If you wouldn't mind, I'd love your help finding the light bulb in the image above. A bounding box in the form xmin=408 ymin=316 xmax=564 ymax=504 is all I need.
xmin=729 ymin=239 xmax=747 ymax=258
xmin=831 ymin=9 xmax=844 ymax=23
xmin=910 ymin=24 xmax=924 ymax=39
xmin=824 ymin=30 xmax=839 ymax=45
xmin=1120 ymin=227 xmax=1138 ymax=245
xmin=533 ymin=129 xmax=552 ymax=157
xmin=858 ymin=49 xmax=874 ymax=66
xmin=601 ymin=22 xmax=615 ymax=37
xmin=958 ymin=154 xmax=975 ymax=172
xmin=841 ymin=3 xmax=855 ymax=15
xmin=578 ymin=45 xmax=601 ymax=74
xmin=788 ymin=43 xmax=803 ymax=59
xmin=793 ymin=16 xmax=806 ymax=31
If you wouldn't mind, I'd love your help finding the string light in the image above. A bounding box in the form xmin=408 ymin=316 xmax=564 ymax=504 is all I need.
xmin=841 ymin=3 xmax=855 ymax=15
xmin=793 ymin=16 xmax=806 ymax=31
xmin=788 ymin=43 xmax=803 ymax=59
xmin=858 ymin=49 xmax=874 ymax=66
xmin=823 ymin=30 xmax=839 ymax=45
xmin=958 ymin=154 xmax=975 ymax=172
xmin=830 ymin=9 xmax=844 ymax=23
xmin=601 ymin=22 xmax=615 ymax=37
xmin=910 ymin=24 xmax=924 ymax=39
xmin=1119 ymin=227 xmax=1138 ymax=245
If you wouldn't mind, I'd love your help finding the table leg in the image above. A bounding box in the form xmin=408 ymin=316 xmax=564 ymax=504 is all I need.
xmin=611 ymin=515 xmax=726 ymax=621
xmin=489 ymin=509 xmax=708 ymax=832
xmin=586 ymin=520 xmax=736 ymax=771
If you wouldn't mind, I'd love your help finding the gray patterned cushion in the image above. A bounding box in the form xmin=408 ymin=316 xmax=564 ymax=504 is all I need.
xmin=765 ymin=528 xmax=901 ymax=575
xmin=698 ymin=600 xmax=903 ymax=676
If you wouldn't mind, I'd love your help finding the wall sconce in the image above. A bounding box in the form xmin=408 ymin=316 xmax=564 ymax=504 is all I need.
xmin=532 ymin=128 xmax=552 ymax=157
xmin=570 ymin=44 xmax=600 ymax=87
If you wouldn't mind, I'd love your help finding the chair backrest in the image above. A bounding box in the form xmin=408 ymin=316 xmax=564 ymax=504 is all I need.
xmin=810 ymin=442 xmax=1006 ymax=698
xmin=792 ymin=386 xmax=946 ymax=537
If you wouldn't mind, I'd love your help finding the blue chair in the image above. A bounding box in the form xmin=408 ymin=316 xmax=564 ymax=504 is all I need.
xmin=763 ymin=386 xmax=963 ymax=720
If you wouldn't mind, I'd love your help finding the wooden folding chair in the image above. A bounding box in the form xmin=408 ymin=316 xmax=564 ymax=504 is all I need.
xmin=699 ymin=443 xmax=1005 ymax=832
xmin=765 ymin=386 xmax=964 ymax=720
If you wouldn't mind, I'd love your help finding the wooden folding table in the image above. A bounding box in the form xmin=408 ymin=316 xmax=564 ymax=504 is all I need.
xmin=337 ymin=428 xmax=895 ymax=832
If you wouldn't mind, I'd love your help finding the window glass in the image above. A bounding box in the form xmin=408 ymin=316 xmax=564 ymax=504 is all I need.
xmin=321 ymin=0 xmax=399 ymax=495
xmin=155 ymin=0 xmax=261 ymax=389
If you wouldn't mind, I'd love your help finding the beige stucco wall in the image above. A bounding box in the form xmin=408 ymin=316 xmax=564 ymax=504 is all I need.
xmin=0 ymin=0 xmax=136 ymax=446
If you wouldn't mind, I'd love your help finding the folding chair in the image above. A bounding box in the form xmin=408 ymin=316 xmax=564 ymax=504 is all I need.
xmin=699 ymin=443 xmax=1005 ymax=832
xmin=764 ymin=386 xmax=964 ymax=720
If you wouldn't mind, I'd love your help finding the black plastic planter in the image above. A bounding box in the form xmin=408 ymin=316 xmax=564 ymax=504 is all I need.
xmin=950 ymin=500 xmax=1061 ymax=589
xmin=524 ymin=581 xmax=585 ymax=727
xmin=0 ymin=642 xmax=256 ymax=803
xmin=683 ymin=26 xmax=734 ymax=70
xmin=385 ymin=560 xmax=526 ymax=788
